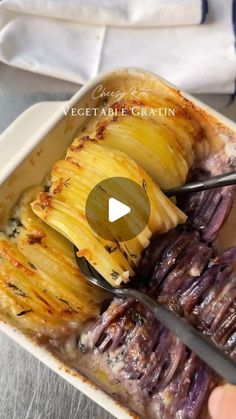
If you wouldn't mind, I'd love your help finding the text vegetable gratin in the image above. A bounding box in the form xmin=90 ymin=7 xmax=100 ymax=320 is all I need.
xmin=0 ymin=93 xmax=236 ymax=419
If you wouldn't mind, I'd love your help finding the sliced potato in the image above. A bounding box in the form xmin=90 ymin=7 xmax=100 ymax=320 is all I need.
xmin=0 ymin=187 xmax=106 ymax=336
xmin=32 ymin=139 xmax=186 ymax=286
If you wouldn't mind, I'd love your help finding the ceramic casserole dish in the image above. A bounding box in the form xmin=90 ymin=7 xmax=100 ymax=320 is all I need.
xmin=0 ymin=68 xmax=236 ymax=419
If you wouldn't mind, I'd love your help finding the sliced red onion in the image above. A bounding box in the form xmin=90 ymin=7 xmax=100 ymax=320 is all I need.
xmin=220 ymin=247 xmax=236 ymax=264
xmin=214 ymin=310 xmax=236 ymax=346
xmin=178 ymin=169 xmax=234 ymax=243
xmin=202 ymin=191 xmax=233 ymax=242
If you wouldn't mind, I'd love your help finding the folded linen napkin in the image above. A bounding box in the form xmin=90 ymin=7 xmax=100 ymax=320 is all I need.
xmin=0 ymin=0 xmax=235 ymax=94
xmin=0 ymin=0 xmax=208 ymax=27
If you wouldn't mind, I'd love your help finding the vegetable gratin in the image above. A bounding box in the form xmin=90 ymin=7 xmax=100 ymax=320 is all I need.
xmin=0 ymin=69 xmax=236 ymax=419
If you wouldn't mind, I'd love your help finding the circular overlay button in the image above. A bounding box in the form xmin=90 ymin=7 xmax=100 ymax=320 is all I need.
xmin=85 ymin=177 xmax=151 ymax=242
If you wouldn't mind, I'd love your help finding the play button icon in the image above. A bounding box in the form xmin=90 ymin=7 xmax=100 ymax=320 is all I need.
xmin=85 ymin=177 xmax=151 ymax=242
xmin=108 ymin=198 xmax=131 ymax=222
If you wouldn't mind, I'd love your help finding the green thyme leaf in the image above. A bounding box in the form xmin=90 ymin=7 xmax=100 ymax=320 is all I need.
xmin=17 ymin=309 xmax=33 ymax=316
xmin=104 ymin=245 xmax=118 ymax=254
xmin=110 ymin=270 xmax=119 ymax=280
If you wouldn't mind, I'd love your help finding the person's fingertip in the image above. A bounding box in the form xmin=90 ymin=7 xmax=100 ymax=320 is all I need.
xmin=208 ymin=386 xmax=224 ymax=419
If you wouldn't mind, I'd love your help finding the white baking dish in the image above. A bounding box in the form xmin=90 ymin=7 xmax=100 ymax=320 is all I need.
xmin=0 ymin=68 xmax=236 ymax=419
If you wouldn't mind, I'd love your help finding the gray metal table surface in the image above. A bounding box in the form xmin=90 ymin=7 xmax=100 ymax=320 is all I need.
xmin=0 ymin=63 xmax=235 ymax=419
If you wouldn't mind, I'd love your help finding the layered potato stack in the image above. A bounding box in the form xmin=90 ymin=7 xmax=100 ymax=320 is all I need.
xmin=0 ymin=94 xmax=203 ymax=335
xmin=96 ymin=94 xmax=197 ymax=189
xmin=32 ymin=139 xmax=186 ymax=286
xmin=31 ymin=96 xmax=202 ymax=286
xmin=0 ymin=187 xmax=105 ymax=337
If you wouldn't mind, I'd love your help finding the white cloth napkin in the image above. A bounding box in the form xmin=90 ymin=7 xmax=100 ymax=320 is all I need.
xmin=0 ymin=0 xmax=208 ymax=27
xmin=0 ymin=0 xmax=235 ymax=94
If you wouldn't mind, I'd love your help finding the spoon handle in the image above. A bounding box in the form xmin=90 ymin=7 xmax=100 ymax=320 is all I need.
xmin=127 ymin=288 xmax=236 ymax=384
xmin=165 ymin=171 xmax=236 ymax=197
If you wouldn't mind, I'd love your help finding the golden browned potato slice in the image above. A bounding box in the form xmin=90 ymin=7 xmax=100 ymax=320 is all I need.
xmin=0 ymin=187 xmax=105 ymax=337
xmin=32 ymin=139 xmax=186 ymax=286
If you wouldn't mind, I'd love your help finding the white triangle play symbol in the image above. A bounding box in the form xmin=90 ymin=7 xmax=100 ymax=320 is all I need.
xmin=108 ymin=197 xmax=131 ymax=223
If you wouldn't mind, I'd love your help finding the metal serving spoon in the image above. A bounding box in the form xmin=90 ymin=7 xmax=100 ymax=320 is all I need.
xmin=164 ymin=170 xmax=236 ymax=197
xmin=74 ymin=171 xmax=236 ymax=382
xmin=75 ymin=250 xmax=236 ymax=384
